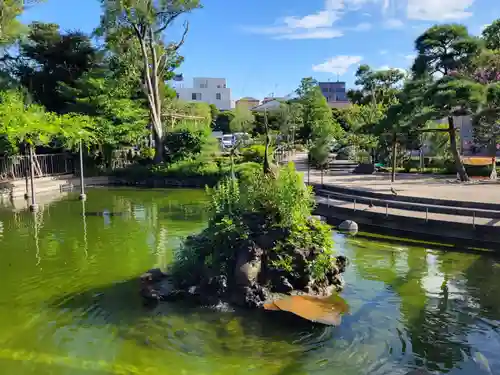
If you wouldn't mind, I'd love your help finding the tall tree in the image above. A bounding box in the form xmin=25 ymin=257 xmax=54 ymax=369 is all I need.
xmin=97 ymin=0 xmax=201 ymax=163
xmin=482 ymin=19 xmax=500 ymax=51
xmin=13 ymin=22 xmax=101 ymax=113
xmin=230 ymin=105 xmax=254 ymax=133
xmin=348 ymin=65 xmax=406 ymax=106
xmin=412 ymin=24 xmax=483 ymax=181
xmin=412 ymin=24 xmax=482 ymax=77
xmin=295 ymin=77 xmax=318 ymax=98
xmin=0 ymin=0 xmax=41 ymax=45
xmin=473 ymin=83 xmax=500 ymax=153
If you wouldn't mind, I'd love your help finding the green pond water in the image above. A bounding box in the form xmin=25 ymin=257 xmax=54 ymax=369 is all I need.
xmin=1 ymin=188 xmax=500 ymax=375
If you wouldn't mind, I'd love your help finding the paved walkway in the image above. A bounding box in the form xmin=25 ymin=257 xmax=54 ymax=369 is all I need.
xmin=284 ymin=153 xmax=500 ymax=227
xmin=290 ymin=153 xmax=500 ymax=205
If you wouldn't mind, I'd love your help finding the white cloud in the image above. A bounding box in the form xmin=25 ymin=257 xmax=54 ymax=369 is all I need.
xmin=312 ymin=55 xmax=363 ymax=75
xmin=283 ymin=10 xmax=340 ymax=29
xmin=384 ymin=18 xmax=404 ymax=28
xmin=352 ymin=22 xmax=372 ymax=31
xmin=407 ymin=0 xmax=474 ymax=21
xmin=275 ymin=29 xmax=343 ymax=40
xmin=404 ymin=54 xmax=416 ymax=61
xmin=379 ymin=49 xmax=388 ymax=55
xmin=244 ymin=0 xmax=343 ymax=40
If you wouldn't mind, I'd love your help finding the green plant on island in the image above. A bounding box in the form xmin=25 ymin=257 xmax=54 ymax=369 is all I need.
xmin=165 ymin=162 xmax=346 ymax=308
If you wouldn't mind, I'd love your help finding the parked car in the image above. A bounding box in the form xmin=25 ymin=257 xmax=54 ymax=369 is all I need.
xmin=221 ymin=134 xmax=235 ymax=149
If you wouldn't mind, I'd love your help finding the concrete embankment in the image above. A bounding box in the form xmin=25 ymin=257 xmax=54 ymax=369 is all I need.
xmin=312 ymin=184 xmax=500 ymax=250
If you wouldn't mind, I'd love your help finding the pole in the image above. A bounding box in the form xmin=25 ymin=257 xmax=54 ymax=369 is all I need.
xmin=24 ymin=168 xmax=29 ymax=200
xmin=307 ymin=154 xmax=311 ymax=185
xmin=391 ymin=135 xmax=397 ymax=183
xmin=79 ymin=139 xmax=86 ymax=201
xmin=28 ymin=144 xmax=38 ymax=212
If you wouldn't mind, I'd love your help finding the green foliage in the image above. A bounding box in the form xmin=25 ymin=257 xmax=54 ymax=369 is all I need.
xmin=347 ymin=64 xmax=405 ymax=106
xmin=0 ymin=90 xmax=95 ymax=147
xmin=295 ymin=77 xmax=318 ymax=98
xmin=213 ymin=111 xmax=234 ymax=133
xmin=164 ymin=130 xmax=206 ymax=163
xmin=230 ymin=106 xmax=255 ymax=133
xmin=234 ymin=162 xmax=261 ymax=182
xmin=241 ymin=144 xmax=273 ymax=164
xmin=412 ymin=24 xmax=482 ymax=76
xmin=298 ymin=83 xmax=341 ymax=144
xmin=482 ymin=19 xmax=500 ymax=51
xmin=13 ymin=22 xmax=102 ymax=114
xmin=209 ymin=104 xmax=219 ymax=126
xmin=62 ymin=71 xmax=149 ymax=149
xmin=242 ymin=163 xmax=315 ymax=226
xmin=309 ymin=143 xmax=330 ymax=168
xmin=170 ymin=163 xmax=334 ymax=284
xmin=0 ymin=0 xmax=41 ymax=46
xmin=473 ymin=82 xmax=500 ymax=147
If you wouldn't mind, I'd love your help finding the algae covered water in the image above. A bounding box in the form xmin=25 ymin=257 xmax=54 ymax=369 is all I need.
xmin=0 ymin=187 xmax=499 ymax=375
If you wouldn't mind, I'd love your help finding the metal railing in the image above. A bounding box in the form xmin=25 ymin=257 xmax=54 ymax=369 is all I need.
xmin=0 ymin=154 xmax=74 ymax=181
xmin=317 ymin=190 xmax=492 ymax=228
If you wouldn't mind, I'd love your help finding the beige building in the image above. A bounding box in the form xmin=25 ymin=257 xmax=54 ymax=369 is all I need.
xmin=236 ymin=97 xmax=260 ymax=110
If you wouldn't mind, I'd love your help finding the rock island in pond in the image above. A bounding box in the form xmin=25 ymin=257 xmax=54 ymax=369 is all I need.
xmin=140 ymin=163 xmax=348 ymax=319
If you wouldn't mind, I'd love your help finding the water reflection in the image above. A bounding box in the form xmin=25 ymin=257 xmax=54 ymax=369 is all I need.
xmin=81 ymin=199 xmax=88 ymax=259
xmin=343 ymin=236 xmax=500 ymax=374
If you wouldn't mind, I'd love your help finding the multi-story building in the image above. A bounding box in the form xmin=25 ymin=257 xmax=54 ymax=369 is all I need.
xmin=174 ymin=77 xmax=232 ymax=110
xmin=318 ymin=81 xmax=348 ymax=102
xmin=236 ymin=97 xmax=260 ymax=110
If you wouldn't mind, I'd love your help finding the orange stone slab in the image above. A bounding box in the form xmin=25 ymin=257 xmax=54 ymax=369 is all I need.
xmin=267 ymin=294 xmax=349 ymax=326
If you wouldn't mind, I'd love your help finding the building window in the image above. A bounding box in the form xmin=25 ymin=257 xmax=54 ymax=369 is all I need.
xmin=192 ymin=93 xmax=201 ymax=100
xmin=216 ymin=93 xmax=222 ymax=100
xmin=223 ymin=84 xmax=226 ymax=88
xmin=217 ymin=84 xmax=221 ymax=88
xmin=176 ymin=93 xmax=179 ymax=99
xmin=199 ymin=83 xmax=207 ymax=88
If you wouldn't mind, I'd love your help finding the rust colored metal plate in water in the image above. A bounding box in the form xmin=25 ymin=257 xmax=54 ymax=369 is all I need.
xmin=266 ymin=294 xmax=349 ymax=326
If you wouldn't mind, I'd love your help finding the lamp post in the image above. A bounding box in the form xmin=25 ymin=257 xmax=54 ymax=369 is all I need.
xmin=78 ymin=139 xmax=86 ymax=201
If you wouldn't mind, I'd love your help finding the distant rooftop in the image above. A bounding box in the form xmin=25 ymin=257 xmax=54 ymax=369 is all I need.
xmin=238 ymin=97 xmax=259 ymax=101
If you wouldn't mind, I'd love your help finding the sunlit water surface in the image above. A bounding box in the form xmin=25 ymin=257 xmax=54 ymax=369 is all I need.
xmin=0 ymin=188 xmax=499 ymax=375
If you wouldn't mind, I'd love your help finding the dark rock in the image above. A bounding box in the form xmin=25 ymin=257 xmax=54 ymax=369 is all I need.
xmin=230 ymin=285 xmax=268 ymax=308
xmin=336 ymin=256 xmax=348 ymax=273
xmin=352 ymin=163 xmax=375 ymax=174
xmin=200 ymin=275 xmax=228 ymax=297
xmin=272 ymin=276 xmax=294 ymax=293
xmin=140 ymin=268 xmax=167 ymax=283
xmin=140 ymin=276 xmax=180 ymax=301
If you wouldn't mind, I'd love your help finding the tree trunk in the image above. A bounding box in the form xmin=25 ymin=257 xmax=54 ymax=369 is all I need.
xmin=153 ymin=133 xmax=164 ymax=165
xmin=391 ymin=133 xmax=397 ymax=183
xmin=447 ymin=116 xmax=469 ymax=182
xmin=134 ymin=27 xmax=164 ymax=164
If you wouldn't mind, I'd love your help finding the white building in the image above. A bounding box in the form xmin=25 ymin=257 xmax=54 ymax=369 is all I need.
xmin=174 ymin=77 xmax=232 ymax=110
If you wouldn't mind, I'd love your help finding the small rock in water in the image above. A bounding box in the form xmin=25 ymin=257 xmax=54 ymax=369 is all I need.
xmin=338 ymin=220 xmax=359 ymax=235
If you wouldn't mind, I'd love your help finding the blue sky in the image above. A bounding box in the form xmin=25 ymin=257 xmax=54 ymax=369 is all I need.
xmin=21 ymin=0 xmax=497 ymax=101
